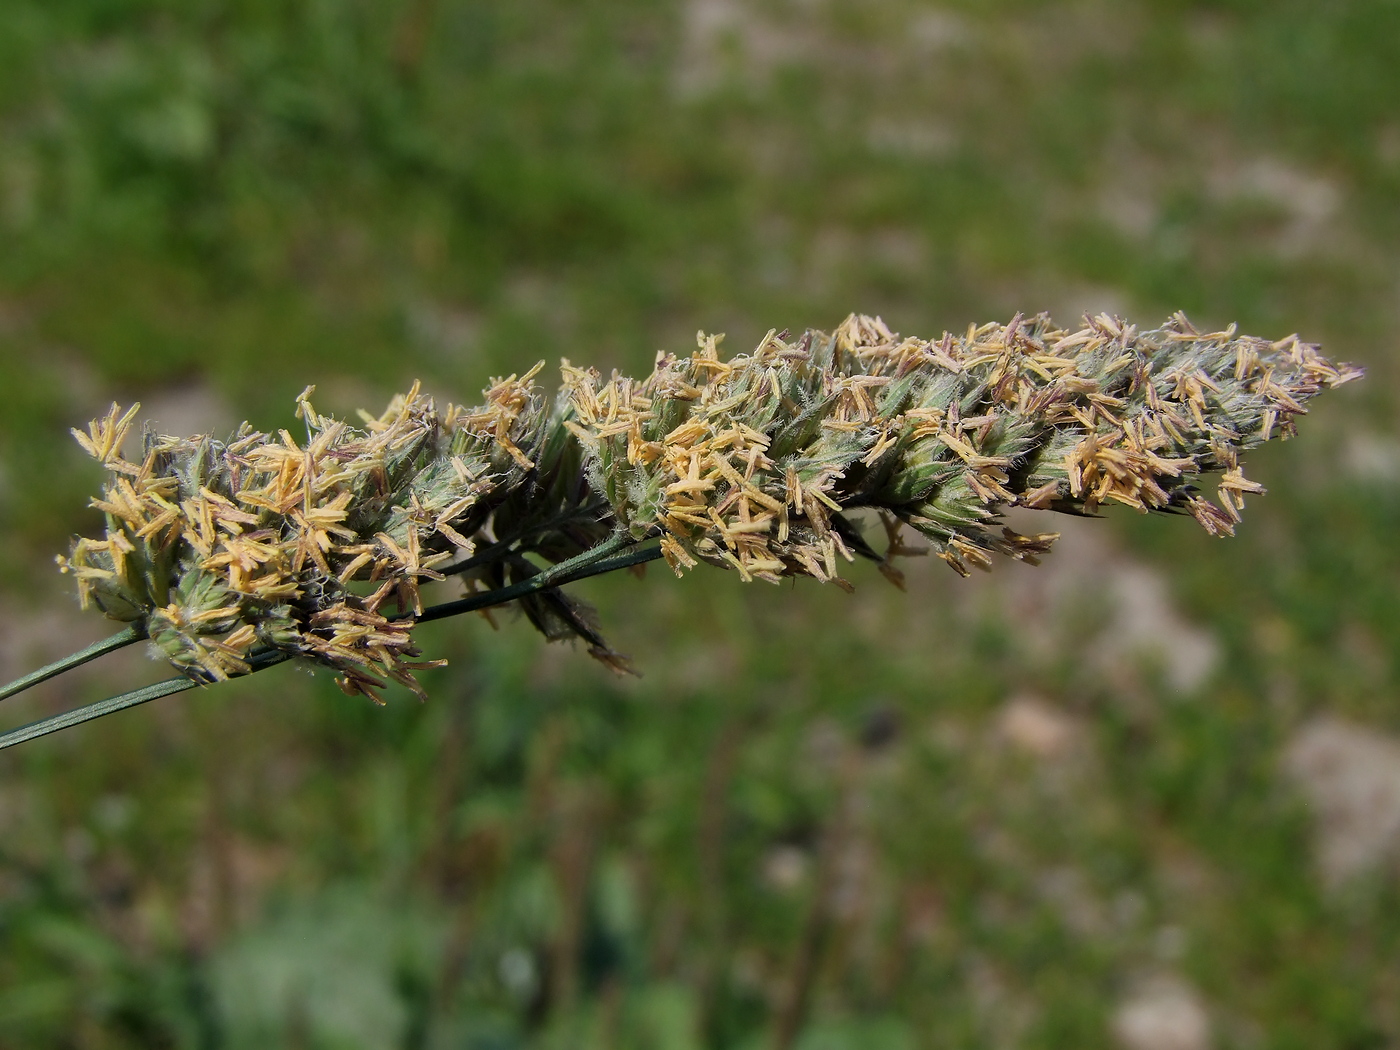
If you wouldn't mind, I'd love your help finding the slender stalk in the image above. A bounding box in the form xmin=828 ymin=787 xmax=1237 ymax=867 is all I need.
xmin=0 ymin=542 xmax=663 ymax=751
xmin=0 ymin=624 xmax=145 ymax=703
xmin=0 ymin=647 xmax=293 ymax=753
xmin=0 ymin=677 xmax=199 ymax=751
xmin=417 ymin=541 xmax=660 ymax=624
xmin=532 ymin=532 xmax=629 ymax=584
xmin=438 ymin=502 xmax=608 ymax=579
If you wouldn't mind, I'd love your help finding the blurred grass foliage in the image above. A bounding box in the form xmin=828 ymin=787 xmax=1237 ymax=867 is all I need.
xmin=0 ymin=1 xmax=1397 ymax=1047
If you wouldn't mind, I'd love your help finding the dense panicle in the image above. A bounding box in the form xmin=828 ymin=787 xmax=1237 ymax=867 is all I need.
xmin=565 ymin=313 xmax=1358 ymax=582
xmin=59 ymin=314 xmax=1360 ymax=696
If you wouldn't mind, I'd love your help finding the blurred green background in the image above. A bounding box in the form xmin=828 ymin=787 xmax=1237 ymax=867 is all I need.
xmin=0 ymin=2 xmax=1397 ymax=1047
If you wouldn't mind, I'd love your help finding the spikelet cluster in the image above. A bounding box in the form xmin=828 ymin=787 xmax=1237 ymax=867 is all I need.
xmin=59 ymin=313 xmax=1360 ymax=696
xmin=58 ymin=375 xmax=613 ymax=699
xmin=566 ymin=312 xmax=1360 ymax=584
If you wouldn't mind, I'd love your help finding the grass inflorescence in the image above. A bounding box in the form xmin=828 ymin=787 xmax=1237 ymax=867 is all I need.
xmin=54 ymin=312 xmax=1359 ymax=703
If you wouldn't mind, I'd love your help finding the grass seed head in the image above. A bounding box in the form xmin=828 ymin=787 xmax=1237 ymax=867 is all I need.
xmin=61 ymin=313 xmax=1359 ymax=697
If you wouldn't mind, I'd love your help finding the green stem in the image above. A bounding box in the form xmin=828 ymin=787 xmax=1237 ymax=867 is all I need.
xmin=0 ymin=678 xmax=196 ymax=751
xmin=0 ymin=542 xmax=663 ymax=752
xmin=0 ymin=624 xmax=145 ymax=703
xmin=533 ymin=531 xmax=629 ymax=586
xmin=418 ymin=542 xmax=662 ymax=624
xmin=438 ymin=502 xmax=608 ymax=579
xmin=0 ymin=646 xmax=293 ymax=753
